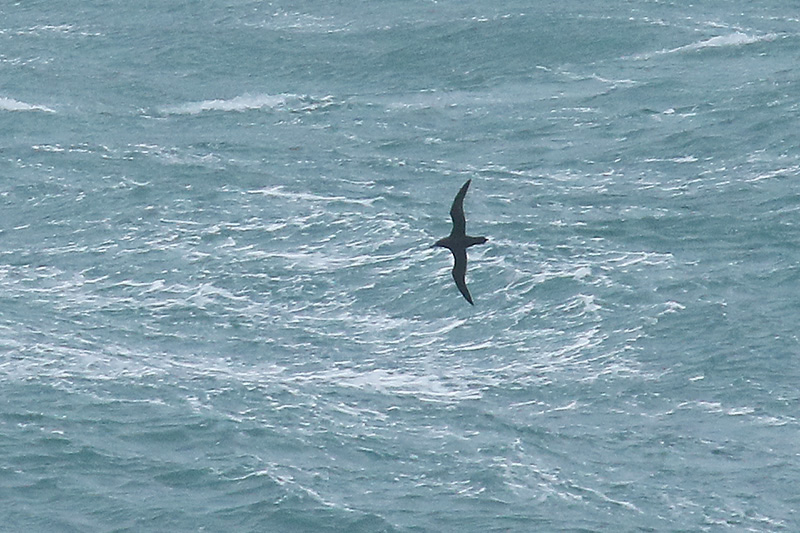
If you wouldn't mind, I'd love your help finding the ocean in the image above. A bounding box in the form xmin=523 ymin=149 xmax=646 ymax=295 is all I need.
xmin=2 ymin=1 xmax=799 ymax=531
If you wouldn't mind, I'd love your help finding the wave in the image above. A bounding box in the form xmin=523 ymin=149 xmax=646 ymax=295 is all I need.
xmin=635 ymin=32 xmax=778 ymax=60
xmin=0 ymin=96 xmax=55 ymax=113
xmin=159 ymin=93 xmax=295 ymax=115
xmin=670 ymin=31 xmax=778 ymax=53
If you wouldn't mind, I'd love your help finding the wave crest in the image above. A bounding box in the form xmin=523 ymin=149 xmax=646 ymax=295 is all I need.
xmin=159 ymin=93 xmax=294 ymax=115
xmin=0 ymin=96 xmax=55 ymax=113
xmin=635 ymin=32 xmax=778 ymax=60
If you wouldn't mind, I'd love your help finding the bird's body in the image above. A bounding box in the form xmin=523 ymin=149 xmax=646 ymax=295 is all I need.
xmin=433 ymin=179 xmax=487 ymax=305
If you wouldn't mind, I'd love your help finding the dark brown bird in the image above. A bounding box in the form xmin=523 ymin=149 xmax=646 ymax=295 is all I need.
xmin=432 ymin=179 xmax=487 ymax=305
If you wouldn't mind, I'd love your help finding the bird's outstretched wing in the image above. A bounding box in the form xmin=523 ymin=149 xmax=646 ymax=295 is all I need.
xmin=449 ymin=179 xmax=471 ymax=238
xmin=451 ymin=247 xmax=474 ymax=305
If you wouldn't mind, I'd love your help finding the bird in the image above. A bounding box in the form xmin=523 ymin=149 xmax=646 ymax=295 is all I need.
xmin=432 ymin=179 xmax=487 ymax=305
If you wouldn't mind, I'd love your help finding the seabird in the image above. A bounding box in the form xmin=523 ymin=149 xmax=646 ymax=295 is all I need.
xmin=432 ymin=179 xmax=487 ymax=305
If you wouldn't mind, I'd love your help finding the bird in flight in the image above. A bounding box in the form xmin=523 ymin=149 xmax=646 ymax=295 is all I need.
xmin=432 ymin=179 xmax=487 ymax=305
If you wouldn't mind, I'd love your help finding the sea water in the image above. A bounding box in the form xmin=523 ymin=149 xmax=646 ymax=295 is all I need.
xmin=1 ymin=1 xmax=799 ymax=531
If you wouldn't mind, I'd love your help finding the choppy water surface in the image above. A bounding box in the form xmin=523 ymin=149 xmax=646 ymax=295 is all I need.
xmin=2 ymin=1 xmax=799 ymax=531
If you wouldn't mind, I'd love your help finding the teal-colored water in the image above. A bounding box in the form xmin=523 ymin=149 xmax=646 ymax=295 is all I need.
xmin=2 ymin=2 xmax=799 ymax=531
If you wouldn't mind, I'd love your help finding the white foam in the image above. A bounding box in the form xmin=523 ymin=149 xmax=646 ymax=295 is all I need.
xmin=293 ymin=367 xmax=484 ymax=402
xmin=160 ymin=93 xmax=294 ymax=115
xmin=673 ymin=32 xmax=777 ymax=53
xmin=0 ymin=96 xmax=55 ymax=113
xmin=748 ymin=165 xmax=800 ymax=182
xmin=635 ymin=32 xmax=777 ymax=59
xmin=247 ymin=185 xmax=376 ymax=207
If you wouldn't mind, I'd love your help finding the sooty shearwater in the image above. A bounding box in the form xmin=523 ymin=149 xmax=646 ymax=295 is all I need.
xmin=432 ymin=179 xmax=487 ymax=305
